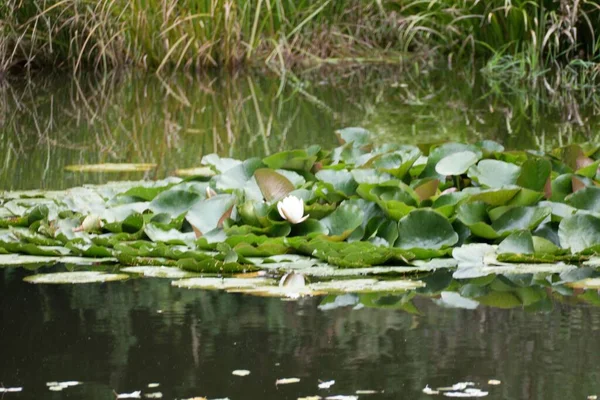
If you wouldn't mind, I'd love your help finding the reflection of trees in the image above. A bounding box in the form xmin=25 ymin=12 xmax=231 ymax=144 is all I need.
xmin=0 ymin=73 xmax=340 ymax=191
xmin=2 ymin=69 xmax=600 ymax=191
xmin=3 ymin=268 xmax=600 ymax=399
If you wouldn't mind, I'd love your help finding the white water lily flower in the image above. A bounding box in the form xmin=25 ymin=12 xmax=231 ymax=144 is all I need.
xmin=277 ymin=195 xmax=309 ymax=224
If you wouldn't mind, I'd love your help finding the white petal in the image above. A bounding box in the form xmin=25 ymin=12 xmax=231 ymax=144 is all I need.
xmin=277 ymin=201 xmax=288 ymax=221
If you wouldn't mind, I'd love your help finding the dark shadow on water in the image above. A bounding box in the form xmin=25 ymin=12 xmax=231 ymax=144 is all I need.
xmin=1 ymin=267 xmax=600 ymax=400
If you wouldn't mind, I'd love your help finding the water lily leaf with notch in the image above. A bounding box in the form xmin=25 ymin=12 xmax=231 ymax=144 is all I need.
xmin=254 ymin=168 xmax=295 ymax=202
xmin=565 ymin=186 xmax=600 ymax=213
xmin=119 ymin=184 xmax=175 ymax=202
xmin=456 ymin=202 xmax=499 ymax=239
xmin=335 ymin=127 xmax=372 ymax=148
xmin=213 ymin=158 xmax=264 ymax=192
xmin=201 ymin=154 xmax=242 ymax=173
xmin=362 ymin=146 xmax=421 ymax=179
xmin=517 ymin=158 xmax=552 ymax=192
xmin=432 ymin=191 xmax=469 ymax=218
xmin=320 ymin=201 xmax=364 ymax=241
xmin=559 ymin=213 xmax=600 ymax=253
xmin=435 ymin=151 xmax=480 ymax=176
xmin=315 ymin=169 xmax=357 ymax=197
xmin=396 ymin=209 xmax=458 ymax=250
xmin=468 ymin=159 xmax=521 ymax=188
xmin=186 ymin=194 xmax=237 ymax=236
xmin=148 ymin=189 xmax=203 ymax=217
xmin=420 ymin=143 xmax=482 ymax=178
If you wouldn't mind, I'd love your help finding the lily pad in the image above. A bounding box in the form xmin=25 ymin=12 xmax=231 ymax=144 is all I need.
xmin=120 ymin=266 xmax=198 ymax=278
xmin=65 ymin=163 xmax=156 ymax=172
xmin=24 ymin=271 xmax=129 ymax=284
xmin=435 ymin=151 xmax=480 ymax=176
xmin=396 ymin=209 xmax=458 ymax=250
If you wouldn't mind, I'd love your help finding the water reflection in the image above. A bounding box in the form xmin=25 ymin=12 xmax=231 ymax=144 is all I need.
xmin=2 ymin=68 xmax=600 ymax=191
xmin=2 ymin=266 xmax=600 ymax=399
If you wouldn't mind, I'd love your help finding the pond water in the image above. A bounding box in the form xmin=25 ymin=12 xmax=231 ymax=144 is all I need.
xmin=2 ymin=69 xmax=600 ymax=400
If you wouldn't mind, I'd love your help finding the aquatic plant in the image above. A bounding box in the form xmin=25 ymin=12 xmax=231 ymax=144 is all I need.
xmin=1 ymin=127 xmax=600 ymax=284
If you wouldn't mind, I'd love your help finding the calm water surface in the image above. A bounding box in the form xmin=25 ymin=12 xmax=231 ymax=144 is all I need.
xmin=1 ymin=69 xmax=600 ymax=399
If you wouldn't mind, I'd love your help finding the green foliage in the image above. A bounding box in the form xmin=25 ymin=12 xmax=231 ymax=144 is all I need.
xmin=2 ymin=129 xmax=600 ymax=276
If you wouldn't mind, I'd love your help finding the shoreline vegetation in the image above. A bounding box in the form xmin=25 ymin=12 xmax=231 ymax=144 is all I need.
xmin=1 ymin=0 xmax=599 ymax=83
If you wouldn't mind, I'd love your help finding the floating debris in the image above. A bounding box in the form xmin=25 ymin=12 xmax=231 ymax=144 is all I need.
xmin=232 ymin=370 xmax=251 ymax=377
xmin=117 ymin=391 xmax=142 ymax=399
xmin=121 ymin=266 xmax=197 ymax=279
xmin=144 ymin=393 xmax=163 ymax=399
xmin=46 ymin=381 xmax=81 ymax=391
xmin=0 ymin=387 xmax=23 ymax=393
xmin=318 ymin=381 xmax=335 ymax=389
xmin=276 ymin=378 xmax=301 ymax=385
xmin=298 ymin=396 xmax=322 ymax=400
xmin=487 ymin=380 xmax=501 ymax=385
xmin=355 ymin=390 xmax=380 ymax=394
xmin=325 ymin=396 xmax=358 ymax=400
xmin=443 ymin=388 xmax=488 ymax=397
xmin=438 ymin=382 xmax=475 ymax=391
xmin=423 ymin=385 xmax=440 ymax=395
xmin=147 ymin=383 xmax=160 ymax=388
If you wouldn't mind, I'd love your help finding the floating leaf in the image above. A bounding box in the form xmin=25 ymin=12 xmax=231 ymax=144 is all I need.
xmin=435 ymin=151 xmax=480 ymax=176
xmin=320 ymin=202 xmax=364 ymax=240
xmin=565 ymin=186 xmax=600 ymax=212
xmin=468 ymin=159 xmax=521 ymax=188
xmin=174 ymin=167 xmax=216 ymax=177
xmin=517 ymin=158 xmax=552 ymax=192
xmin=186 ymin=194 xmax=236 ymax=236
xmin=149 ymin=190 xmax=202 ymax=217
xmin=396 ymin=210 xmax=458 ymax=250
xmin=497 ymin=231 xmax=534 ymax=254
xmin=559 ymin=213 xmax=600 ymax=253
xmin=24 ymin=271 xmax=129 ymax=284
xmin=65 ymin=163 xmax=156 ymax=172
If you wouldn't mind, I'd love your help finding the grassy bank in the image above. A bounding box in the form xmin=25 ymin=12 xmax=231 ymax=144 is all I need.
xmin=1 ymin=0 xmax=599 ymax=78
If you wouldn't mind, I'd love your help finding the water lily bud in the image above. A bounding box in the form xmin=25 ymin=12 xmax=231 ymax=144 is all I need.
xmin=75 ymin=215 xmax=103 ymax=232
xmin=276 ymin=195 xmax=309 ymax=224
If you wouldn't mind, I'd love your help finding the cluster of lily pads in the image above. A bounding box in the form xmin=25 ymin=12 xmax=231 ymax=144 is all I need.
xmin=2 ymin=127 xmax=600 ymax=296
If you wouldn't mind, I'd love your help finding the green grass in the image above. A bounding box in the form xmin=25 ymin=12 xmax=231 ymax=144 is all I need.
xmin=1 ymin=0 xmax=599 ymax=81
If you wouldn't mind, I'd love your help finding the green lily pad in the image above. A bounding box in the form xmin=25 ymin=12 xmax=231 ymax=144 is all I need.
xmin=435 ymin=151 xmax=480 ymax=176
xmin=517 ymin=158 xmax=552 ymax=192
xmin=24 ymin=271 xmax=129 ymax=284
xmin=320 ymin=201 xmax=364 ymax=240
xmin=559 ymin=213 xmax=600 ymax=253
xmin=565 ymin=186 xmax=600 ymax=212
xmin=186 ymin=194 xmax=236 ymax=236
xmin=396 ymin=209 xmax=458 ymax=250
xmin=468 ymin=160 xmax=521 ymax=188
